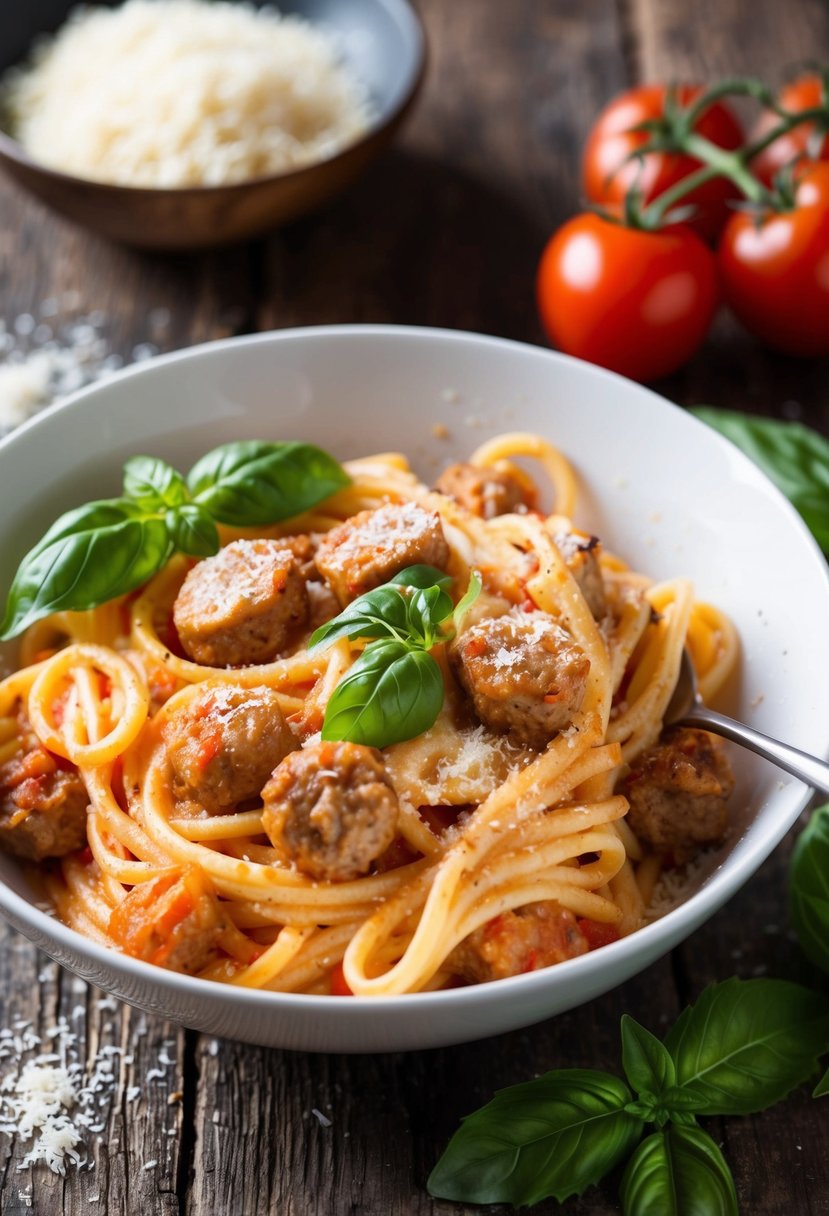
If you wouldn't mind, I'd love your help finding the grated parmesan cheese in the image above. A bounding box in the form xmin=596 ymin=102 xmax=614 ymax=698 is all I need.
xmin=0 ymin=303 xmax=139 ymax=434
xmin=4 ymin=0 xmax=372 ymax=188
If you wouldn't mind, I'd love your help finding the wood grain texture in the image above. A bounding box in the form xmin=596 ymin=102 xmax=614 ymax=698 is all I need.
xmin=0 ymin=1 xmax=827 ymax=1213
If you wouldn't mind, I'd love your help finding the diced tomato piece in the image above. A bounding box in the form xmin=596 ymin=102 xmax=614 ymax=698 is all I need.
xmin=2 ymin=747 xmax=57 ymax=789
xmin=522 ymin=948 xmax=539 ymax=973
xmin=330 ymin=961 xmax=354 ymax=996
xmin=577 ymin=918 xmax=621 ymax=950
xmin=464 ymin=636 xmax=487 ymax=658
xmin=148 ymin=664 xmax=179 ymax=705
xmin=196 ymin=731 xmax=223 ymax=771
xmin=32 ymin=648 xmax=58 ymax=664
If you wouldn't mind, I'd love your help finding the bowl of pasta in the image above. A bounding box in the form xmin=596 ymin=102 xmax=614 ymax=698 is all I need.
xmin=0 ymin=325 xmax=826 ymax=1053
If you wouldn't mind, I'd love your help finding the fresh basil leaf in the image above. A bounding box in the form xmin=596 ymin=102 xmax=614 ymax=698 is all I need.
xmin=789 ymin=803 xmax=829 ymax=973
xmin=389 ymin=565 xmax=453 ymax=591
xmin=621 ymin=1015 xmax=677 ymax=1099
xmin=406 ymin=584 xmax=454 ymax=646
xmin=308 ymin=586 xmax=411 ymax=652
xmin=188 ymin=441 xmax=349 ymax=527
xmin=453 ymin=569 xmax=482 ymax=630
xmin=428 ymin=1069 xmax=643 ymax=1206
xmin=814 ymin=1067 xmax=829 ymax=1098
xmin=664 ymin=978 xmax=829 ymax=1115
xmin=691 ymin=408 xmax=829 ymax=553
xmin=165 ymin=504 xmax=220 ymax=558
xmin=124 ymin=455 xmax=189 ymax=510
xmin=321 ymin=641 xmax=444 ymax=748
xmin=0 ymin=499 xmax=173 ymax=639
xmin=620 ymin=1126 xmax=738 ymax=1216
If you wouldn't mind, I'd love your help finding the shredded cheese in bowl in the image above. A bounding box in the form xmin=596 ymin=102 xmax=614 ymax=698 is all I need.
xmin=2 ymin=0 xmax=373 ymax=188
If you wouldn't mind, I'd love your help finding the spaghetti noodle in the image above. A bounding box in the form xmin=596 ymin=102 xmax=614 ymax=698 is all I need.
xmin=0 ymin=433 xmax=738 ymax=995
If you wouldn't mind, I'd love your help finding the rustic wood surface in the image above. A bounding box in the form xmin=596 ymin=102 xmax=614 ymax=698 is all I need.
xmin=0 ymin=1 xmax=828 ymax=1213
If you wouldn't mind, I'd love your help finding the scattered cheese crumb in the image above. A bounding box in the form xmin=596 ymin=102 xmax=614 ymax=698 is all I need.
xmin=311 ymin=1108 xmax=332 ymax=1128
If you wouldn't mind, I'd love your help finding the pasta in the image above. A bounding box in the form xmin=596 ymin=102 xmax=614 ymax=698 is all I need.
xmin=0 ymin=434 xmax=738 ymax=996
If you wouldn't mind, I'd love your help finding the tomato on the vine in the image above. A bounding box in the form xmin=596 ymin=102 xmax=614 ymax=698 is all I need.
xmin=582 ymin=84 xmax=743 ymax=240
xmin=718 ymin=161 xmax=829 ymax=357
xmin=536 ymin=213 xmax=718 ymax=382
xmin=750 ymin=75 xmax=829 ymax=187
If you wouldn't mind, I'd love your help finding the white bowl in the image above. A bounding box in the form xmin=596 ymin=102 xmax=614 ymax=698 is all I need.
xmin=0 ymin=326 xmax=827 ymax=1052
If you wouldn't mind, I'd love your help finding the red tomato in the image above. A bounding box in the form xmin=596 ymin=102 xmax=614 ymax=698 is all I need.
xmin=750 ymin=76 xmax=829 ymax=187
xmin=582 ymin=85 xmax=743 ymax=240
xmin=718 ymin=162 xmax=829 ymax=357
xmin=536 ymin=213 xmax=718 ymax=382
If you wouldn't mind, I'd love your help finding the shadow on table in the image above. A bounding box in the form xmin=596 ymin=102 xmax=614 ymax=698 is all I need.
xmin=259 ymin=145 xmax=553 ymax=345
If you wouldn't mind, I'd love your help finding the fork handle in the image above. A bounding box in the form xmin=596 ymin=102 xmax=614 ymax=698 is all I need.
xmin=680 ymin=705 xmax=829 ymax=797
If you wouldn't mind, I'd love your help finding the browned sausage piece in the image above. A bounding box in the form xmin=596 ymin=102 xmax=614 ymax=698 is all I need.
xmin=173 ymin=538 xmax=310 ymax=667
xmin=449 ymin=608 xmax=591 ymax=749
xmin=622 ymin=726 xmax=734 ymax=863
xmin=553 ymin=529 xmax=607 ymax=620
xmin=314 ymin=503 xmax=450 ymax=606
xmin=433 ymin=462 xmax=526 ymax=519
xmin=450 ymin=902 xmax=589 ymax=983
xmin=0 ymin=736 xmax=88 ymax=861
xmin=164 ymin=684 xmax=298 ymax=813
xmin=108 ymin=865 xmax=224 ymax=974
xmin=261 ymin=740 xmax=399 ymax=881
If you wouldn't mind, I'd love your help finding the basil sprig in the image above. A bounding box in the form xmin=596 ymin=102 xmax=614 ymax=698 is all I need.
xmin=428 ymin=978 xmax=829 ymax=1211
xmin=789 ymin=803 xmax=829 ymax=975
xmin=0 ymin=441 xmax=349 ymax=639
xmin=691 ymin=407 xmax=829 ymax=553
xmin=308 ymin=565 xmax=481 ymax=749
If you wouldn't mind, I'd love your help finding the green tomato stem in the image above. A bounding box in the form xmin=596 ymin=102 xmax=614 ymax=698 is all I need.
xmin=635 ymin=91 xmax=829 ymax=229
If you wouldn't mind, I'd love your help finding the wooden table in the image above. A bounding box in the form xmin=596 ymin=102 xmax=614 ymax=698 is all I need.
xmin=1 ymin=1 xmax=828 ymax=1212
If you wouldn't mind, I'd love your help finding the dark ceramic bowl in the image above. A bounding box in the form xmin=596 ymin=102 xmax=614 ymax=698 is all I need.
xmin=0 ymin=0 xmax=425 ymax=248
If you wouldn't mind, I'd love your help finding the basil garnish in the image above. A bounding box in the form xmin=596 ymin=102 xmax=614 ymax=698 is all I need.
xmin=621 ymin=1015 xmax=677 ymax=1124
xmin=123 ymin=455 xmax=189 ymax=510
xmin=187 ymin=440 xmax=349 ymax=527
xmin=310 ymin=566 xmax=481 ymax=750
xmin=0 ymin=500 xmax=175 ymax=640
xmin=789 ymin=803 xmax=829 ymax=973
xmin=0 ymin=441 xmax=350 ymax=639
xmin=321 ymin=640 xmax=445 ymax=748
xmin=429 ymin=979 xmax=829 ymax=1211
xmin=664 ymin=977 xmax=829 ymax=1115
xmin=692 ymin=407 xmax=829 ymax=553
xmin=427 ymin=1070 xmax=642 ymax=1206
xmin=620 ymin=1126 xmax=739 ymax=1216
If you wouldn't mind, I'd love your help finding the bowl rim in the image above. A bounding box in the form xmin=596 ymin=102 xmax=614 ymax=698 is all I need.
xmin=0 ymin=0 xmax=426 ymax=197
xmin=0 ymin=322 xmax=826 ymax=1019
